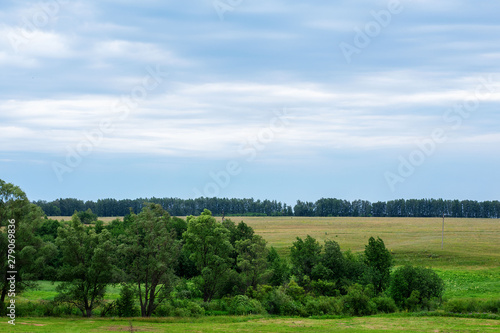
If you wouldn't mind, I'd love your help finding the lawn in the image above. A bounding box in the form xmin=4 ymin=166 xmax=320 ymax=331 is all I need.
xmin=3 ymin=315 xmax=500 ymax=332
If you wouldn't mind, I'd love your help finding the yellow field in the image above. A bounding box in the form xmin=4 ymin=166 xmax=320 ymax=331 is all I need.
xmin=50 ymin=215 xmax=500 ymax=269
xmin=215 ymin=216 xmax=500 ymax=269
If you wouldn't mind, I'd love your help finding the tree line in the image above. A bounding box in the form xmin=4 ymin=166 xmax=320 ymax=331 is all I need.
xmin=34 ymin=197 xmax=500 ymax=218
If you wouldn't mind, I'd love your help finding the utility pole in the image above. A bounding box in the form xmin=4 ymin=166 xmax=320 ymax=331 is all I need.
xmin=442 ymin=213 xmax=444 ymax=249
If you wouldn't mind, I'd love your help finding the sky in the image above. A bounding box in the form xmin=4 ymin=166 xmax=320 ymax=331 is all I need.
xmin=1 ymin=0 xmax=499 ymax=206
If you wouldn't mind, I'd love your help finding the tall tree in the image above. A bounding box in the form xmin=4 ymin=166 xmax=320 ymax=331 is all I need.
xmin=118 ymin=203 xmax=180 ymax=317
xmin=183 ymin=209 xmax=233 ymax=302
xmin=364 ymin=237 xmax=392 ymax=294
xmin=0 ymin=180 xmax=56 ymax=309
xmin=55 ymin=214 xmax=115 ymax=317
xmin=290 ymin=235 xmax=322 ymax=283
xmin=235 ymin=234 xmax=270 ymax=289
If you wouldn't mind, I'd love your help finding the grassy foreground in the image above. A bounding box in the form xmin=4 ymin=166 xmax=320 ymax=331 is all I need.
xmin=2 ymin=315 xmax=500 ymax=333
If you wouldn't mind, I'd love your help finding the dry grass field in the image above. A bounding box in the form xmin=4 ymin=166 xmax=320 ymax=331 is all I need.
xmin=214 ymin=216 xmax=500 ymax=269
xmin=51 ymin=215 xmax=499 ymax=269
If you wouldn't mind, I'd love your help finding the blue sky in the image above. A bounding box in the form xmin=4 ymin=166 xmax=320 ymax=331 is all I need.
xmin=1 ymin=0 xmax=499 ymax=206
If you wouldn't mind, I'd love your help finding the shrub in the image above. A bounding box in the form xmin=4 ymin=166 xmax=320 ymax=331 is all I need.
xmin=481 ymin=299 xmax=500 ymax=313
xmin=390 ymin=265 xmax=444 ymax=310
xmin=303 ymin=296 xmax=343 ymax=316
xmin=116 ymin=284 xmax=139 ymax=317
xmin=265 ymin=288 xmax=301 ymax=315
xmin=444 ymin=299 xmax=479 ymax=313
xmin=285 ymin=280 xmax=305 ymax=302
xmin=343 ymin=284 xmax=376 ymax=316
xmin=310 ymin=279 xmax=340 ymax=297
xmin=187 ymin=302 xmax=205 ymax=317
xmin=229 ymin=295 xmax=265 ymax=315
xmin=443 ymin=298 xmax=500 ymax=314
xmin=373 ymin=296 xmax=397 ymax=313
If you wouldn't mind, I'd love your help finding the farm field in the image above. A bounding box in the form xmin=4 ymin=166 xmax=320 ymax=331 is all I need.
xmin=3 ymin=315 xmax=500 ymax=333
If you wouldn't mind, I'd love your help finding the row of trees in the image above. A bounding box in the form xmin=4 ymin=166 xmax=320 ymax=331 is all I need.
xmin=34 ymin=197 xmax=293 ymax=217
xmin=35 ymin=197 xmax=500 ymax=218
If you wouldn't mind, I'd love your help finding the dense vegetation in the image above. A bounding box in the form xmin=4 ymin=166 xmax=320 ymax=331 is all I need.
xmin=2 ymin=179 xmax=499 ymax=321
xmin=34 ymin=197 xmax=500 ymax=218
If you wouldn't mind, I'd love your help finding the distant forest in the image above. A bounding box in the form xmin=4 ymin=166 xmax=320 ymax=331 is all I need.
xmin=33 ymin=197 xmax=500 ymax=218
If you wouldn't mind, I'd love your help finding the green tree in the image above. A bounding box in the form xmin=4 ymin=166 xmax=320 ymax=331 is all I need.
xmin=55 ymin=214 xmax=115 ymax=317
xmin=236 ymin=234 xmax=270 ymax=290
xmin=118 ymin=203 xmax=180 ymax=317
xmin=312 ymin=239 xmax=346 ymax=281
xmin=390 ymin=265 xmax=444 ymax=309
xmin=364 ymin=237 xmax=392 ymax=293
xmin=76 ymin=208 xmax=98 ymax=225
xmin=0 ymin=180 xmax=56 ymax=310
xmin=116 ymin=283 xmax=139 ymax=317
xmin=290 ymin=235 xmax=322 ymax=284
xmin=183 ymin=209 xmax=233 ymax=302
xmin=267 ymin=247 xmax=289 ymax=286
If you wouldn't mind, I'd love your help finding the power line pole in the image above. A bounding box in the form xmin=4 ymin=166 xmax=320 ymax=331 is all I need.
xmin=442 ymin=213 xmax=444 ymax=250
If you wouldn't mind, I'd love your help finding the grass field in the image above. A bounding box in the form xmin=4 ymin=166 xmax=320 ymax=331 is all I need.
xmin=3 ymin=315 xmax=500 ymax=333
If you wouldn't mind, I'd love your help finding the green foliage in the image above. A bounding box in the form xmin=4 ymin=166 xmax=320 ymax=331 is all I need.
xmin=390 ymin=265 xmax=445 ymax=310
xmin=284 ymin=280 xmax=306 ymax=302
xmin=118 ymin=203 xmax=181 ymax=317
xmin=1 ymin=180 xmax=56 ymax=307
xmin=310 ymin=279 xmax=340 ymax=297
xmin=364 ymin=237 xmax=393 ymax=294
xmin=116 ymin=284 xmax=139 ymax=317
xmin=343 ymin=284 xmax=377 ymax=316
xmin=290 ymin=235 xmax=322 ymax=284
xmin=236 ymin=235 xmax=271 ymax=290
xmin=320 ymin=239 xmax=346 ymax=280
xmin=267 ymin=246 xmax=289 ymax=286
xmin=228 ymin=295 xmax=266 ymax=315
xmin=38 ymin=218 xmax=61 ymax=242
xmin=264 ymin=287 xmax=300 ymax=315
xmin=76 ymin=208 xmax=98 ymax=225
xmin=55 ymin=214 xmax=116 ymax=317
xmin=444 ymin=298 xmax=500 ymax=314
xmin=373 ymin=296 xmax=398 ymax=313
xmin=183 ymin=209 xmax=233 ymax=302
xmin=170 ymin=216 xmax=188 ymax=240
xmin=303 ymin=296 xmax=343 ymax=316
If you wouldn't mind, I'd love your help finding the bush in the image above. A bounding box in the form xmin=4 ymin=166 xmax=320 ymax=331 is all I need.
xmin=444 ymin=298 xmax=500 ymax=314
xmin=343 ymin=284 xmax=376 ymax=316
xmin=116 ymin=284 xmax=139 ymax=317
xmin=229 ymin=295 xmax=265 ymax=315
xmin=373 ymin=296 xmax=397 ymax=313
xmin=390 ymin=265 xmax=444 ymax=310
xmin=481 ymin=299 xmax=500 ymax=313
xmin=303 ymin=296 xmax=343 ymax=316
xmin=285 ymin=280 xmax=305 ymax=302
xmin=265 ymin=288 xmax=301 ymax=315
xmin=310 ymin=280 xmax=340 ymax=297
xmin=187 ymin=302 xmax=205 ymax=317
xmin=444 ymin=299 xmax=479 ymax=313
